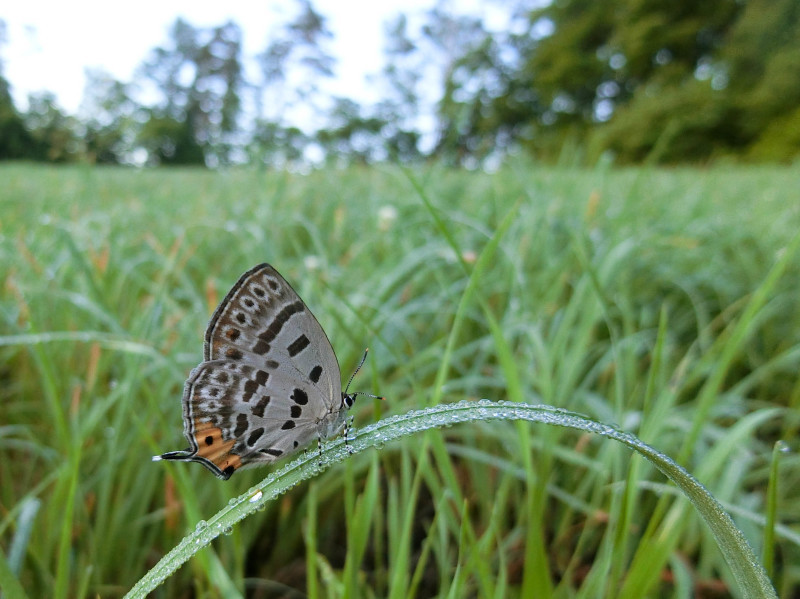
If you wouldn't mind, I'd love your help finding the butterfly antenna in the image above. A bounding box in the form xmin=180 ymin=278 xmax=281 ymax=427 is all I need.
xmin=345 ymin=348 xmax=385 ymax=400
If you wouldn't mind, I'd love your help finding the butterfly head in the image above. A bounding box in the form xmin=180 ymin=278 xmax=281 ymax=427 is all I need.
xmin=343 ymin=348 xmax=384 ymax=410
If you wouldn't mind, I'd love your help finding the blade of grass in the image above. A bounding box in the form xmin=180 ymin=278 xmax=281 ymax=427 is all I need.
xmin=126 ymin=400 xmax=777 ymax=599
xmin=0 ymin=549 xmax=30 ymax=599
xmin=762 ymin=440 xmax=786 ymax=579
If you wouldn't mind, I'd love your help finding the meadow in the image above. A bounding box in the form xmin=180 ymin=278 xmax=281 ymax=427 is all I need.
xmin=1 ymin=161 xmax=799 ymax=598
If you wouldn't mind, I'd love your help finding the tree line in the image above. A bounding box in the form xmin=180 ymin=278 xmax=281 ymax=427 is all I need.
xmin=1 ymin=0 xmax=798 ymax=168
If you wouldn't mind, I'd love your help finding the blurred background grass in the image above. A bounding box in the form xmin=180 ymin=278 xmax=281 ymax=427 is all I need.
xmin=1 ymin=162 xmax=799 ymax=597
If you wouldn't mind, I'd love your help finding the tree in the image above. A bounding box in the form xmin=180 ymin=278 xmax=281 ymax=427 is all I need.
xmin=136 ymin=18 xmax=244 ymax=166
xmin=316 ymin=97 xmax=386 ymax=165
xmin=421 ymin=6 xmax=499 ymax=164
xmin=0 ymin=80 xmax=37 ymax=160
xmin=371 ymin=14 xmax=424 ymax=162
xmin=23 ymin=92 xmax=79 ymax=162
xmin=0 ymin=19 xmax=39 ymax=160
xmin=79 ymin=69 xmax=140 ymax=164
xmin=249 ymin=119 xmax=309 ymax=169
xmin=595 ymin=0 xmax=799 ymax=163
xmin=255 ymin=0 xmax=335 ymax=122
xmin=252 ymin=0 xmax=335 ymax=166
xmin=723 ymin=0 xmax=800 ymax=161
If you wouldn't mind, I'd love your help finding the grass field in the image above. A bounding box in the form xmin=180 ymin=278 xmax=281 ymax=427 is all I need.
xmin=1 ymin=162 xmax=799 ymax=598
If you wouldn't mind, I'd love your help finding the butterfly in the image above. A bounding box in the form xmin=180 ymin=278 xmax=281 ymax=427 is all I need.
xmin=154 ymin=263 xmax=380 ymax=480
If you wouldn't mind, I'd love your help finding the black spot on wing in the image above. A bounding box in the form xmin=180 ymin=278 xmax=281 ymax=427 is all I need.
xmin=247 ymin=427 xmax=264 ymax=447
xmin=234 ymin=414 xmax=248 ymax=437
xmin=281 ymin=420 xmax=296 ymax=430
xmin=287 ymin=334 xmax=310 ymax=357
xmin=291 ymin=389 xmax=308 ymax=405
xmin=291 ymin=405 xmax=302 ymax=418
xmin=252 ymin=396 xmax=270 ymax=418
xmin=309 ymin=365 xmax=322 ymax=383
xmin=243 ymin=379 xmax=258 ymax=401
xmin=256 ymin=301 xmax=305 ymax=346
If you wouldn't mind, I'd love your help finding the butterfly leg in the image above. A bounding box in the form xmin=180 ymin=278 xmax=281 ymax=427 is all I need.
xmin=344 ymin=415 xmax=356 ymax=454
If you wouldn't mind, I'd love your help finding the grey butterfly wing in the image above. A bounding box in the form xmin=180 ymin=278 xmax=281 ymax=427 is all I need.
xmin=164 ymin=359 xmax=342 ymax=479
xmin=159 ymin=263 xmax=345 ymax=480
xmin=204 ymin=263 xmax=342 ymax=407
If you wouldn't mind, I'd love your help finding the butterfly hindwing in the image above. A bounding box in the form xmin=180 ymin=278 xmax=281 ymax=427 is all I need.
xmin=174 ymin=359 xmax=337 ymax=479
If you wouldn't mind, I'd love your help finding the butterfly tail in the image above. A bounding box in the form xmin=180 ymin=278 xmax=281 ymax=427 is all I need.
xmin=153 ymin=446 xmax=240 ymax=480
xmin=154 ymin=449 xmax=193 ymax=461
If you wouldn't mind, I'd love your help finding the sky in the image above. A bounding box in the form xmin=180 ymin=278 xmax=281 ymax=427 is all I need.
xmin=1 ymin=0 xmax=498 ymax=115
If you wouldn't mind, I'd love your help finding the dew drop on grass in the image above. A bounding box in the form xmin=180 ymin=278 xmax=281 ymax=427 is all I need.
xmin=249 ymin=489 xmax=264 ymax=503
xmin=195 ymin=520 xmax=208 ymax=532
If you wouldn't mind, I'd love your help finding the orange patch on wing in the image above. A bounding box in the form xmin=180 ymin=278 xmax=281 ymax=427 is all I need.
xmin=192 ymin=420 xmax=243 ymax=474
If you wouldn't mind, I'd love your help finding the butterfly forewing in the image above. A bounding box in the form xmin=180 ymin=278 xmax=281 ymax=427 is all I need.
xmin=204 ymin=264 xmax=342 ymax=404
xmin=158 ymin=263 xmax=348 ymax=480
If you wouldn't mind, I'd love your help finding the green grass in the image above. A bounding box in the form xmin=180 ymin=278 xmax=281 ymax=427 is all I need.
xmin=1 ymin=161 xmax=799 ymax=598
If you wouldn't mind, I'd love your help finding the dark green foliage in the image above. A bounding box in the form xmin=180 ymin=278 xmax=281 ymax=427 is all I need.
xmin=0 ymin=77 xmax=38 ymax=160
xmin=596 ymin=0 xmax=800 ymax=162
xmin=22 ymin=92 xmax=80 ymax=162
xmin=433 ymin=0 xmax=799 ymax=163
xmin=137 ymin=112 xmax=206 ymax=166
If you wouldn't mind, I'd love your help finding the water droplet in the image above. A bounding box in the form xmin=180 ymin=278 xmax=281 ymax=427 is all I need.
xmin=195 ymin=520 xmax=208 ymax=531
xmin=249 ymin=490 xmax=264 ymax=503
xmin=222 ymin=526 xmax=233 ymax=536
